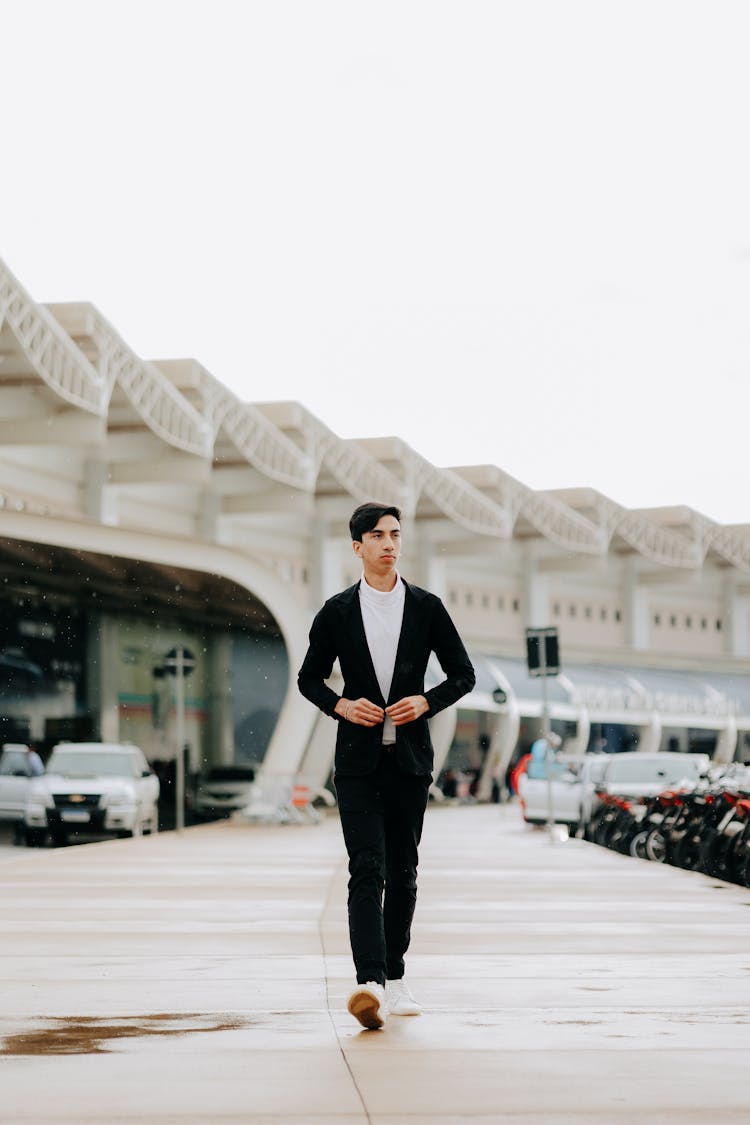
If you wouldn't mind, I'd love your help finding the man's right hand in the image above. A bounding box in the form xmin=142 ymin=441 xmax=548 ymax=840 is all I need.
xmin=335 ymin=697 xmax=385 ymax=727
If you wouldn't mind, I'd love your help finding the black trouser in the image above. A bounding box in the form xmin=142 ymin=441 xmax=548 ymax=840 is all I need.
xmin=335 ymin=750 xmax=431 ymax=986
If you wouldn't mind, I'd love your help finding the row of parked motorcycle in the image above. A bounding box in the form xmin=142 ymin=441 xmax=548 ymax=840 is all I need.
xmin=586 ymin=764 xmax=750 ymax=886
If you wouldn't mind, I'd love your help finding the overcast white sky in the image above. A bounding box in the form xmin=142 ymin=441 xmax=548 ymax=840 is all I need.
xmin=1 ymin=0 xmax=749 ymax=524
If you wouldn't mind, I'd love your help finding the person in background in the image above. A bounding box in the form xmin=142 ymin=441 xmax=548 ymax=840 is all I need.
xmin=25 ymin=745 xmax=44 ymax=776
xmin=526 ymin=732 xmax=563 ymax=780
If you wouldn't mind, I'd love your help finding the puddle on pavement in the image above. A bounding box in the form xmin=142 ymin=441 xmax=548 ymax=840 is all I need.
xmin=1 ymin=1012 xmax=250 ymax=1055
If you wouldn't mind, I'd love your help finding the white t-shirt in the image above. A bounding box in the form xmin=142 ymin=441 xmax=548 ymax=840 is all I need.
xmin=358 ymin=572 xmax=405 ymax=744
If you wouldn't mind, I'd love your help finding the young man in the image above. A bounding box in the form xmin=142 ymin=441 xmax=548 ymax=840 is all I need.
xmin=298 ymin=502 xmax=475 ymax=1030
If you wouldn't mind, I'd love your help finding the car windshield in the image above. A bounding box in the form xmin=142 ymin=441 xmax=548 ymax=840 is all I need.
xmin=605 ymin=757 xmax=702 ymax=785
xmin=0 ymin=752 xmax=30 ymax=775
xmin=46 ymin=751 xmax=137 ymax=778
xmin=203 ymin=766 xmax=255 ymax=782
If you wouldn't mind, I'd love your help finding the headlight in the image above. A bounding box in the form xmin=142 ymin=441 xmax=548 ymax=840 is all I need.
xmin=105 ymin=791 xmax=131 ymax=807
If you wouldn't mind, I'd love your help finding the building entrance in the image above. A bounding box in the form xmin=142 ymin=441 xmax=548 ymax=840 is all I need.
xmin=0 ymin=537 xmax=287 ymax=775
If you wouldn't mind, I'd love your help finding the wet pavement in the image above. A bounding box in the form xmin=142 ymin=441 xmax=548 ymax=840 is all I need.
xmin=2 ymin=803 xmax=750 ymax=1122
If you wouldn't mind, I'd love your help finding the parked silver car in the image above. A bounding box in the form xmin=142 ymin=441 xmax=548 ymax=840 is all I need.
xmin=190 ymin=764 xmax=256 ymax=821
xmin=0 ymin=744 xmax=43 ymax=826
xmin=518 ymin=750 xmax=712 ymax=838
xmin=582 ymin=750 xmax=711 ymax=837
xmin=518 ymin=753 xmax=608 ymax=834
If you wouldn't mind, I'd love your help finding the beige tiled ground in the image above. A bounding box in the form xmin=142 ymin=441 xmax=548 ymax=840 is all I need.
xmin=2 ymin=804 xmax=750 ymax=1121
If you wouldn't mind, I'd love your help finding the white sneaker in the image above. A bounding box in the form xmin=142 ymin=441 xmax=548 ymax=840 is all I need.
xmin=347 ymin=982 xmax=387 ymax=1030
xmin=385 ymin=977 xmax=422 ymax=1016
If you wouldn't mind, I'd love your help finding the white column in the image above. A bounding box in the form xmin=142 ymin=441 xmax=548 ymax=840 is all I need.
xmin=413 ymin=534 xmax=447 ymax=598
xmin=430 ymin=705 xmax=459 ymax=779
xmin=715 ymin=717 xmax=738 ymax=764
xmin=84 ymin=458 xmax=118 ymax=526
xmin=256 ymin=610 xmax=321 ymax=780
xmin=310 ymin=524 xmax=348 ymax=607
xmin=200 ymin=489 xmax=221 ymax=543
xmin=88 ymin=614 xmax=120 ymax=742
xmin=624 ymin=563 xmax=650 ymax=651
xmin=207 ymin=633 xmax=234 ymax=765
xmin=523 ymin=559 xmax=550 ymax=628
xmin=723 ymin=575 xmax=749 ymax=658
xmin=638 ymin=712 xmax=662 ymax=754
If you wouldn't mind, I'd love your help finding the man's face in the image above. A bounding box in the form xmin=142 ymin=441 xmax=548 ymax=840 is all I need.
xmin=353 ymin=514 xmax=401 ymax=575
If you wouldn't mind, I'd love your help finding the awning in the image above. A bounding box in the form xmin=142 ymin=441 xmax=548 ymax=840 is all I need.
xmin=474 ymin=652 xmax=750 ymax=727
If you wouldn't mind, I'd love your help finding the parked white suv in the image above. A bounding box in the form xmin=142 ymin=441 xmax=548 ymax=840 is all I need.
xmin=24 ymin=742 xmax=159 ymax=846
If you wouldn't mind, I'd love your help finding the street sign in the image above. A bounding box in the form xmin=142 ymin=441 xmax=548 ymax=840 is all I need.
xmin=525 ymin=627 xmax=560 ymax=677
xmin=164 ymin=646 xmax=196 ymax=677
xmin=525 ymin=627 xmax=561 ymax=844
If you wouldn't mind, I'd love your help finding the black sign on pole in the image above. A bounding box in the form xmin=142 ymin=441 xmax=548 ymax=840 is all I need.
xmin=525 ymin=627 xmax=560 ymax=678
xmin=164 ymin=647 xmax=196 ymax=677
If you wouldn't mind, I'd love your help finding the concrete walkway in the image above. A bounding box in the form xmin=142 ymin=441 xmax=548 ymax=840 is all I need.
xmin=1 ymin=803 xmax=750 ymax=1124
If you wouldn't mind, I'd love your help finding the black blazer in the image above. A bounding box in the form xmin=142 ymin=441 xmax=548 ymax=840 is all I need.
xmin=297 ymin=578 xmax=475 ymax=776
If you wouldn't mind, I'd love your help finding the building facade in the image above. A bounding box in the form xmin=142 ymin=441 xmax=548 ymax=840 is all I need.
xmin=1 ymin=256 xmax=748 ymax=799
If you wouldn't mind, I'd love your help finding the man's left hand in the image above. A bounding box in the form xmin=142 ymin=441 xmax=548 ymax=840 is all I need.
xmin=385 ymin=695 xmax=429 ymax=726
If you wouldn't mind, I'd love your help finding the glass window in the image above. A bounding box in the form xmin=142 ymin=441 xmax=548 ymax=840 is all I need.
xmin=46 ymin=750 xmax=137 ymax=777
xmin=203 ymin=765 xmax=255 ymax=782
xmin=0 ymin=751 xmax=30 ymax=776
xmin=605 ymin=756 xmax=705 ymax=785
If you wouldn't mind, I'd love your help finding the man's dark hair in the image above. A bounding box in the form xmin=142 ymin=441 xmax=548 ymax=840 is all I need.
xmin=349 ymin=502 xmax=401 ymax=542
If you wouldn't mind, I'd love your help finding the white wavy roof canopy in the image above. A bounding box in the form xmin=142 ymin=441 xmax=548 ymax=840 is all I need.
xmin=0 ymin=255 xmax=747 ymax=573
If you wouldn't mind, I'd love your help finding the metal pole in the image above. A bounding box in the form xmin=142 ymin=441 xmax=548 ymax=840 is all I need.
xmin=174 ymin=647 xmax=186 ymax=834
xmin=540 ymin=652 xmax=556 ymax=844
